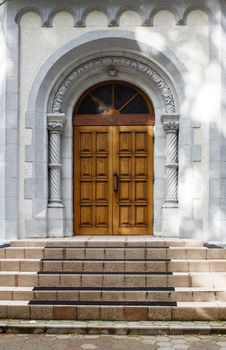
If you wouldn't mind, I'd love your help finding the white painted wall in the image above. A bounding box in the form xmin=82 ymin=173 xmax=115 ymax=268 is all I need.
xmin=19 ymin=10 xmax=211 ymax=238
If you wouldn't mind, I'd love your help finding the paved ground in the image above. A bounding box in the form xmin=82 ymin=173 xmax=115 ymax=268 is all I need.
xmin=1 ymin=334 xmax=226 ymax=350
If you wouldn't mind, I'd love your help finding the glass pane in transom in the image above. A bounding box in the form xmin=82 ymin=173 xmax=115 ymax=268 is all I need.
xmin=114 ymin=83 xmax=137 ymax=110
xmin=120 ymin=94 xmax=149 ymax=114
xmin=78 ymin=95 xmax=106 ymax=114
xmin=91 ymin=84 xmax=112 ymax=109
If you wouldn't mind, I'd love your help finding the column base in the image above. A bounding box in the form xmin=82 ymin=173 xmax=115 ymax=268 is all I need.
xmin=161 ymin=207 xmax=179 ymax=238
xmin=47 ymin=206 xmax=65 ymax=238
xmin=48 ymin=201 xmax=64 ymax=208
xmin=162 ymin=200 xmax=178 ymax=208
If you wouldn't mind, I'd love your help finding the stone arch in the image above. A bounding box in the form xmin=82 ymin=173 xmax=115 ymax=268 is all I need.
xmin=15 ymin=7 xmax=43 ymax=25
xmin=152 ymin=10 xmax=177 ymax=26
xmin=50 ymin=56 xmax=177 ymax=115
xmin=79 ymin=6 xmax=111 ymax=27
xmin=44 ymin=7 xmax=77 ymax=27
xmin=19 ymin=11 xmax=42 ymax=27
xmin=182 ymin=6 xmax=210 ymax=25
xmin=85 ymin=11 xmax=109 ymax=26
xmin=24 ymin=30 xmax=188 ymax=238
xmin=149 ymin=5 xmax=180 ymax=26
xmin=52 ymin=12 xmax=75 ymax=27
xmin=51 ymin=67 xmax=178 ymax=238
xmin=119 ymin=10 xmax=142 ymax=26
xmin=114 ymin=6 xmax=145 ymax=26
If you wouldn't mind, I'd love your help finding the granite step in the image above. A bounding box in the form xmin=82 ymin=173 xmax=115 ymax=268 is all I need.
xmin=0 ymin=286 xmax=225 ymax=303
xmin=10 ymin=238 xmax=204 ymax=248
xmin=36 ymin=272 xmax=226 ymax=288
xmin=1 ymin=247 xmax=225 ymax=260
xmin=1 ymin=238 xmax=225 ymax=321
xmin=1 ymin=259 xmax=226 ymax=272
xmin=41 ymin=259 xmax=226 ymax=273
xmin=0 ymin=271 xmax=225 ymax=288
xmin=0 ymin=300 xmax=225 ymax=321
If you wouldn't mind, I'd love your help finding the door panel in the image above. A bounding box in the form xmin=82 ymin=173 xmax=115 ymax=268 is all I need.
xmin=74 ymin=125 xmax=153 ymax=235
xmin=113 ymin=126 xmax=153 ymax=235
xmin=74 ymin=126 xmax=113 ymax=234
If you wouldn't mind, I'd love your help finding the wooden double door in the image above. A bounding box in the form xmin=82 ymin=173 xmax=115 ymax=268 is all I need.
xmin=74 ymin=125 xmax=154 ymax=235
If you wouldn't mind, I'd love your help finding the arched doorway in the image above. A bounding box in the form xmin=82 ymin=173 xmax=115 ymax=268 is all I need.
xmin=26 ymin=32 xmax=183 ymax=239
xmin=73 ymin=81 xmax=155 ymax=235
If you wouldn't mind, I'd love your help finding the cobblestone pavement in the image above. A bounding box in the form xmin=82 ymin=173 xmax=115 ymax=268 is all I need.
xmin=1 ymin=334 xmax=226 ymax=350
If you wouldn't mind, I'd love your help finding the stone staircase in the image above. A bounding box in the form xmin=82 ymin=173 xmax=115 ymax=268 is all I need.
xmin=0 ymin=237 xmax=225 ymax=320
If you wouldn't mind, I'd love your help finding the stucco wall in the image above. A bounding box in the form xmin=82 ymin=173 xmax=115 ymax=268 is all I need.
xmin=17 ymin=8 xmax=212 ymax=238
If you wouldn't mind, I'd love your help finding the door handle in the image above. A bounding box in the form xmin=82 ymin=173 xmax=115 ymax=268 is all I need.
xmin=113 ymin=172 xmax=119 ymax=192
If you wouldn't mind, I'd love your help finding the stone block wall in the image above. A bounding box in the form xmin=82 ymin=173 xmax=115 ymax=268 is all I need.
xmin=0 ymin=0 xmax=225 ymax=242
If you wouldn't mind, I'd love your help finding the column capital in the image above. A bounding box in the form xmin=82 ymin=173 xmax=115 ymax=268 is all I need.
xmin=161 ymin=114 xmax=179 ymax=133
xmin=47 ymin=113 xmax=66 ymax=132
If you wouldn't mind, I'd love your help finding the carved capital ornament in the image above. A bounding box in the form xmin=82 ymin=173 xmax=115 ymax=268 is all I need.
xmin=47 ymin=120 xmax=65 ymax=132
xmin=47 ymin=113 xmax=66 ymax=132
xmin=162 ymin=121 xmax=179 ymax=133
xmin=161 ymin=115 xmax=179 ymax=132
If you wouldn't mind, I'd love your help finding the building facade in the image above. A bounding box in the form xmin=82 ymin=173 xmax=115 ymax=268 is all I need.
xmin=0 ymin=0 xmax=226 ymax=243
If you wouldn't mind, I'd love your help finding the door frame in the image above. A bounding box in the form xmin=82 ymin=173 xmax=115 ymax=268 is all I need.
xmin=73 ymin=81 xmax=155 ymax=235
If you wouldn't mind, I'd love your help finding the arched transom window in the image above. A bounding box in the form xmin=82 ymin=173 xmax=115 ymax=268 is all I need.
xmin=74 ymin=82 xmax=155 ymax=126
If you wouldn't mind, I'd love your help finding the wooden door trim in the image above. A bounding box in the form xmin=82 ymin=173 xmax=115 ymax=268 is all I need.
xmin=73 ymin=81 xmax=155 ymax=127
xmin=73 ymin=81 xmax=155 ymax=235
xmin=73 ymin=115 xmax=155 ymax=126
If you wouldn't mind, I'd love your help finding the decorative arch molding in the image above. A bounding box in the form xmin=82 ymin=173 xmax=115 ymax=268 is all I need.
xmin=149 ymin=5 xmax=180 ymax=26
xmin=51 ymin=56 xmax=176 ymax=114
xmin=182 ymin=6 xmax=210 ymax=25
xmin=15 ymin=6 xmax=43 ymax=24
xmin=78 ymin=6 xmax=111 ymax=27
xmin=47 ymin=51 xmax=180 ymax=237
xmin=114 ymin=5 xmax=145 ymax=26
xmin=14 ymin=2 xmax=212 ymax=27
xmin=44 ymin=7 xmax=78 ymax=27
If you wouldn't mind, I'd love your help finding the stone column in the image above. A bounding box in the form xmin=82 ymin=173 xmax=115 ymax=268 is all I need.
xmin=47 ymin=113 xmax=66 ymax=237
xmin=161 ymin=114 xmax=180 ymax=237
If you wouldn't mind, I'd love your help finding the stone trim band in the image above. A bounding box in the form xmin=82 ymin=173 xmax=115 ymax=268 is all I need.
xmin=51 ymin=56 xmax=176 ymax=114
